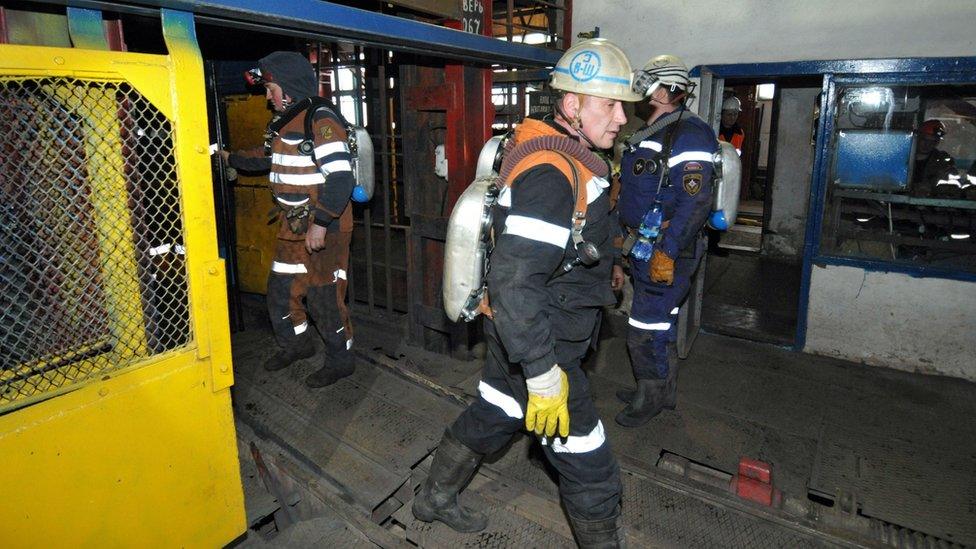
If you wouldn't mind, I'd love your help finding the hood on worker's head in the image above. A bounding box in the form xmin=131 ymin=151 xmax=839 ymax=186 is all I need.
xmin=258 ymin=51 xmax=317 ymax=101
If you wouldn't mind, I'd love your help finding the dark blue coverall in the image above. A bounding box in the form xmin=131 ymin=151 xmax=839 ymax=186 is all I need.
xmin=618 ymin=114 xmax=717 ymax=381
xmin=449 ymin=118 xmax=622 ymax=522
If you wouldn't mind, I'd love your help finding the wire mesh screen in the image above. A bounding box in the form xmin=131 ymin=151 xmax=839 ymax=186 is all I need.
xmin=0 ymin=77 xmax=192 ymax=409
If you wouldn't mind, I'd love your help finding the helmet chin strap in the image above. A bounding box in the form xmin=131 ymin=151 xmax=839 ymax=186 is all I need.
xmin=554 ymin=99 xmax=600 ymax=151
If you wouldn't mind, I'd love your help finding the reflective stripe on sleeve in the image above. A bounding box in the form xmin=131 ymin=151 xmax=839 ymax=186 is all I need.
xmin=320 ymin=159 xmax=352 ymax=174
xmin=314 ymin=141 xmax=349 ymax=158
xmin=504 ymin=215 xmax=570 ymax=248
xmin=668 ymin=151 xmax=714 ymax=167
xmin=639 ymin=141 xmax=663 ymax=151
xmin=478 ymin=381 xmax=524 ymax=419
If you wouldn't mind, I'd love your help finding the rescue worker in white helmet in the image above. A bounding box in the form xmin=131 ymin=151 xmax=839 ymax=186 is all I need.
xmin=719 ymin=95 xmax=745 ymax=156
xmin=412 ymin=38 xmax=639 ymax=547
xmin=615 ymin=54 xmax=719 ymax=427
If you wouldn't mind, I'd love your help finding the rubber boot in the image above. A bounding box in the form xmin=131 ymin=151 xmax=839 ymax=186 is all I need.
xmin=305 ymin=333 xmax=354 ymax=388
xmin=614 ymin=378 xmax=667 ymax=428
xmin=567 ymin=509 xmax=625 ymax=549
xmin=662 ymin=361 xmax=678 ymax=410
xmin=617 ymin=363 xmax=678 ymax=407
xmin=412 ymin=429 xmax=488 ymax=533
xmin=305 ymin=287 xmax=355 ymax=388
xmin=263 ymin=332 xmax=316 ymax=372
xmin=615 ymin=387 xmax=636 ymax=404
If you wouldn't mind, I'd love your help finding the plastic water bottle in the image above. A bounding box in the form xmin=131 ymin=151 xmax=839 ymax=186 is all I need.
xmin=630 ymin=201 xmax=663 ymax=261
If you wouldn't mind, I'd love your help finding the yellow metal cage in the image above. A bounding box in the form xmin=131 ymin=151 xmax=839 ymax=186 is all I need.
xmin=0 ymin=9 xmax=244 ymax=547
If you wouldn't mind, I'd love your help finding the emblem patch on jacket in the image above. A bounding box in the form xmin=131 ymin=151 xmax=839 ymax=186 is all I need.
xmin=683 ymin=162 xmax=702 ymax=172
xmin=633 ymin=158 xmax=646 ymax=175
xmin=320 ymin=125 xmax=334 ymax=139
xmin=683 ymin=173 xmax=703 ymax=195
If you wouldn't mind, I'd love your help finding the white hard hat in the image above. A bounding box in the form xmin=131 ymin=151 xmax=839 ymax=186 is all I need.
xmin=550 ymin=38 xmax=642 ymax=102
xmin=722 ymin=95 xmax=742 ymax=112
xmin=633 ymin=54 xmax=693 ymax=97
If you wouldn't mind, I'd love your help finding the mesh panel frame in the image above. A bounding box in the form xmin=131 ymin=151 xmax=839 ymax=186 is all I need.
xmin=1 ymin=76 xmax=192 ymax=409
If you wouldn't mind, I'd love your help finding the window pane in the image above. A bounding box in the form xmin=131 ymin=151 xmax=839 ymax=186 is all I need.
xmin=819 ymin=83 xmax=976 ymax=273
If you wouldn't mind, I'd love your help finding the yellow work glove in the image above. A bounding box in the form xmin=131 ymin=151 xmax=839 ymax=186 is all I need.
xmin=525 ymin=365 xmax=570 ymax=438
xmin=649 ymin=249 xmax=675 ymax=285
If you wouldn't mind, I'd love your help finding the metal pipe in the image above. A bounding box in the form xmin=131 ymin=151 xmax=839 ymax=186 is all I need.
xmin=506 ymin=0 xmax=514 ymax=42
xmin=378 ymin=60 xmax=394 ymax=313
xmin=352 ymin=45 xmax=375 ymax=313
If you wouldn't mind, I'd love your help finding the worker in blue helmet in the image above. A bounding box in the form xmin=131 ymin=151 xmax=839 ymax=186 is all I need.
xmin=615 ymin=54 xmax=718 ymax=427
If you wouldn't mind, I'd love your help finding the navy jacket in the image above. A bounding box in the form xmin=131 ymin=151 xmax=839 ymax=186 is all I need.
xmin=619 ymin=114 xmax=718 ymax=259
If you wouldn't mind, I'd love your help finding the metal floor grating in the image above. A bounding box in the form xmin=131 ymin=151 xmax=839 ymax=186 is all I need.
xmin=811 ymin=429 xmax=976 ymax=546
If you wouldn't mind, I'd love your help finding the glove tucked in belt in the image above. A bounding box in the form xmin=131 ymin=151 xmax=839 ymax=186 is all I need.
xmin=525 ymin=365 xmax=570 ymax=438
xmin=649 ymin=249 xmax=675 ymax=285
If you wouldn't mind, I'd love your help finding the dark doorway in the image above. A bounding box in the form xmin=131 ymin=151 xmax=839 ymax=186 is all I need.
xmin=703 ymin=78 xmax=821 ymax=345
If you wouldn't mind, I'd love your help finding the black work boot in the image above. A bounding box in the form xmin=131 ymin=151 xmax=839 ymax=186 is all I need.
xmin=263 ymin=333 xmax=316 ymax=371
xmin=567 ymin=509 xmax=625 ymax=549
xmin=305 ymin=335 xmax=355 ymax=388
xmin=617 ymin=363 xmax=678 ymax=406
xmin=615 ymin=387 xmax=636 ymax=404
xmin=412 ymin=429 xmax=488 ymax=533
xmin=615 ymin=378 xmax=667 ymax=427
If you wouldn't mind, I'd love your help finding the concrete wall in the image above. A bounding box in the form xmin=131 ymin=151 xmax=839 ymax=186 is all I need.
xmin=763 ymin=87 xmax=818 ymax=260
xmin=576 ymin=0 xmax=976 ymax=69
xmin=805 ymin=265 xmax=976 ymax=381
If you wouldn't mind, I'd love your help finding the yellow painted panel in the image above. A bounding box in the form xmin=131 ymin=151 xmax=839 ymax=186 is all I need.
xmin=226 ymin=94 xmax=279 ymax=294
xmin=0 ymin=353 xmax=244 ymax=548
xmin=0 ymin=45 xmax=175 ymax=120
xmin=0 ymin=10 xmax=244 ymax=546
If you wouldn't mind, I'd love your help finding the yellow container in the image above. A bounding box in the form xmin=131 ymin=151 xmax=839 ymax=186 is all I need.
xmin=225 ymin=94 xmax=279 ymax=295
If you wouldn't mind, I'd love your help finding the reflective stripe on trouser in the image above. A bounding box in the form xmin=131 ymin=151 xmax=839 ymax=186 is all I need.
xmin=450 ymin=319 xmax=622 ymax=521
xmin=266 ymin=230 xmax=353 ymax=347
xmin=627 ymin=245 xmax=702 ymax=380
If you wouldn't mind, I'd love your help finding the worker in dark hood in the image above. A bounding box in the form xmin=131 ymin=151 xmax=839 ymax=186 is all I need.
xmin=221 ymin=51 xmax=356 ymax=387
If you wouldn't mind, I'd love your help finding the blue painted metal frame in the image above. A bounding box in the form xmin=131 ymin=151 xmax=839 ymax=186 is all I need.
xmin=66 ymin=7 xmax=109 ymax=49
xmin=690 ymin=57 xmax=976 ymax=79
xmin=795 ymin=74 xmax=836 ymax=351
xmin=50 ymin=0 xmax=562 ymax=67
xmin=694 ymin=57 xmax=976 ymax=351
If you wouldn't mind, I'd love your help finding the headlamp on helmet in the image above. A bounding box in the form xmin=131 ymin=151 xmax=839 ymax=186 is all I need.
xmin=244 ymin=68 xmax=267 ymax=87
xmin=918 ymin=119 xmax=946 ymax=139
xmin=632 ymin=54 xmax=695 ymax=99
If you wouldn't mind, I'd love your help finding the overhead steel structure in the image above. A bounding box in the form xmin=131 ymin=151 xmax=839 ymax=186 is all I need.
xmin=38 ymin=0 xmax=563 ymax=67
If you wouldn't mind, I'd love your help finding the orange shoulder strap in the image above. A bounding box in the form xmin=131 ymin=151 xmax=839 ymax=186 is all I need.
xmin=503 ymin=150 xmax=591 ymax=222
